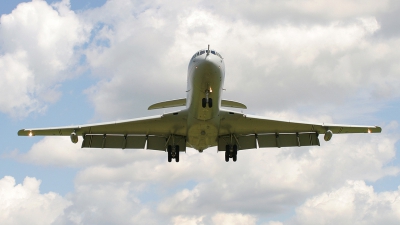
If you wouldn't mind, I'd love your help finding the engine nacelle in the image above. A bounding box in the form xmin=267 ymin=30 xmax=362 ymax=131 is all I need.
xmin=324 ymin=130 xmax=333 ymax=141
xmin=70 ymin=132 xmax=78 ymax=144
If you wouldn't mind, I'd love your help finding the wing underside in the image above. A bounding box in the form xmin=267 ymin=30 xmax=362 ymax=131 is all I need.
xmin=217 ymin=110 xmax=381 ymax=151
xmin=18 ymin=111 xmax=188 ymax=151
xmin=18 ymin=109 xmax=382 ymax=152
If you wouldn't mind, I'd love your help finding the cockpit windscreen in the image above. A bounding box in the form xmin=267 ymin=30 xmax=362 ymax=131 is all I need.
xmin=191 ymin=49 xmax=223 ymax=60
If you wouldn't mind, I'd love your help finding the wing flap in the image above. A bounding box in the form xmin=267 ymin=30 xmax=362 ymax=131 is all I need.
xmin=80 ymin=133 xmax=186 ymax=151
xmin=147 ymin=136 xmax=167 ymax=150
xmin=257 ymin=133 xmax=319 ymax=148
xmin=217 ymin=132 xmax=320 ymax=150
xmin=218 ymin=135 xmax=257 ymax=150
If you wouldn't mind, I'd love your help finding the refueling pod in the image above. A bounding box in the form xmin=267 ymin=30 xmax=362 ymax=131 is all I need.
xmin=324 ymin=130 xmax=333 ymax=141
xmin=70 ymin=131 xmax=78 ymax=144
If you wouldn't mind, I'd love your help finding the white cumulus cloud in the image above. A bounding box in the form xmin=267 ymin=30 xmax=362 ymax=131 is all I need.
xmin=0 ymin=176 xmax=71 ymax=225
xmin=0 ymin=0 xmax=90 ymax=117
xmin=287 ymin=180 xmax=400 ymax=225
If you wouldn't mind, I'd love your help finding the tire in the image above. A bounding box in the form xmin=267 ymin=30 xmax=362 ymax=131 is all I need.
xmin=233 ymin=144 xmax=238 ymax=162
xmin=175 ymin=145 xmax=180 ymax=162
xmin=225 ymin=150 xmax=229 ymax=162
xmin=167 ymin=145 xmax=172 ymax=162
xmin=208 ymin=98 xmax=213 ymax=108
xmin=202 ymin=98 xmax=207 ymax=108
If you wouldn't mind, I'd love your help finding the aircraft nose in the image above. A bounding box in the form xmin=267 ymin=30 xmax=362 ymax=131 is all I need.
xmin=199 ymin=56 xmax=220 ymax=70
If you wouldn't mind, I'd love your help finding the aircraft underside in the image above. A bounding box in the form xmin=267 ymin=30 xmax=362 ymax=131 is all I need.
xmin=18 ymin=46 xmax=382 ymax=163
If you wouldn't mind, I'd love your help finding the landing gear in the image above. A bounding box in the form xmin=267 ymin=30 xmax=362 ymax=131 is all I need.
xmin=225 ymin=144 xmax=238 ymax=162
xmin=225 ymin=145 xmax=230 ymax=162
xmin=167 ymin=145 xmax=180 ymax=163
xmin=202 ymin=89 xmax=212 ymax=108
xmin=167 ymin=146 xmax=172 ymax=162
xmin=175 ymin=145 xmax=180 ymax=162
xmin=232 ymin=144 xmax=237 ymax=162
xmin=202 ymin=98 xmax=213 ymax=108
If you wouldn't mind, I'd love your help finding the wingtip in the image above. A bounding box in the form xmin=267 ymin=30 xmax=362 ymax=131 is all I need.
xmin=375 ymin=126 xmax=382 ymax=133
xmin=18 ymin=129 xmax=28 ymax=136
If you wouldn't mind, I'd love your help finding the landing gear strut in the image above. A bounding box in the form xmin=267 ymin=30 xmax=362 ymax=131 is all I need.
xmin=167 ymin=145 xmax=180 ymax=162
xmin=202 ymin=90 xmax=212 ymax=108
xmin=225 ymin=144 xmax=238 ymax=162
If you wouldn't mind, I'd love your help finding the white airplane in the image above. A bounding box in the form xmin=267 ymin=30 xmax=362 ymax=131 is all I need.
xmin=19 ymin=46 xmax=382 ymax=162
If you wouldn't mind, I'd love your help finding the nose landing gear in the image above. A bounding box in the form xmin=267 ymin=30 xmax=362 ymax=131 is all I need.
xmin=202 ymin=89 xmax=212 ymax=108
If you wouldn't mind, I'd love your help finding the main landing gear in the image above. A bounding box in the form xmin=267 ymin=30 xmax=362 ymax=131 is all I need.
xmin=167 ymin=145 xmax=180 ymax=162
xmin=225 ymin=144 xmax=238 ymax=162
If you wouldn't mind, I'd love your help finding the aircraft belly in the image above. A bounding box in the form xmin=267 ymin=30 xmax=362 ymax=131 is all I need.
xmin=186 ymin=116 xmax=219 ymax=150
xmin=185 ymin=54 xmax=225 ymax=151
xmin=189 ymin=59 xmax=223 ymax=121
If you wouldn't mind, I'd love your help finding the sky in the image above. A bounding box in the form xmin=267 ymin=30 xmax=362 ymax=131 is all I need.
xmin=0 ymin=0 xmax=400 ymax=224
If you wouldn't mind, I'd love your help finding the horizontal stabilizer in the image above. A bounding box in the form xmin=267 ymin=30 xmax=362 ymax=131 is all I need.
xmin=148 ymin=98 xmax=247 ymax=110
xmin=148 ymin=98 xmax=186 ymax=110
xmin=221 ymin=100 xmax=247 ymax=109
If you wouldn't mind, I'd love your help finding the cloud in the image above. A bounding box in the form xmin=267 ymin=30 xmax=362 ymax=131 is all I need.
xmin=14 ymin=120 xmax=397 ymax=221
xmin=172 ymin=215 xmax=205 ymax=225
xmin=0 ymin=0 xmax=90 ymax=117
xmin=53 ymin=182 xmax=158 ymax=225
xmin=3 ymin=0 xmax=400 ymax=224
xmin=287 ymin=180 xmax=400 ymax=225
xmin=155 ymin=129 xmax=398 ymax=216
xmin=9 ymin=136 xmax=160 ymax=168
xmin=211 ymin=213 xmax=257 ymax=225
xmin=10 ymin=113 xmax=399 ymax=220
xmin=0 ymin=176 xmax=71 ymax=225
xmin=77 ymin=1 xmax=400 ymax=122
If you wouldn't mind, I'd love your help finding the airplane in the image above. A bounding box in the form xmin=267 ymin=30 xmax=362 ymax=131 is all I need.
xmin=18 ymin=45 xmax=382 ymax=162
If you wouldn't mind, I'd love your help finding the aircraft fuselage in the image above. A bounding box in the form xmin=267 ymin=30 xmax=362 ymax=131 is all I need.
xmin=186 ymin=50 xmax=225 ymax=151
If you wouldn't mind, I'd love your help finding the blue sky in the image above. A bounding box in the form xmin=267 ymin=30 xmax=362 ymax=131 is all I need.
xmin=0 ymin=0 xmax=399 ymax=224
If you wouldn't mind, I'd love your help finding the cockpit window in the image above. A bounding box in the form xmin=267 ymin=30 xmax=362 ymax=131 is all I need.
xmin=191 ymin=49 xmax=223 ymax=60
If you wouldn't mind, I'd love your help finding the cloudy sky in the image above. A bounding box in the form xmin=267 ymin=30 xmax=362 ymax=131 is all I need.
xmin=1 ymin=0 xmax=399 ymax=224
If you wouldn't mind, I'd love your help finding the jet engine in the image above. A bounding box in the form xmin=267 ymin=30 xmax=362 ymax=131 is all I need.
xmin=324 ymin=130 xmax=333 ymax=141
xmin=70 ymin=131 xmax=78 ymax=144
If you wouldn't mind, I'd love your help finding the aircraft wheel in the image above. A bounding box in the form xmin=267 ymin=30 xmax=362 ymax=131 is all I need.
xmin=233 ymin=144 xmax=238 ymax=162
xmin=202 ymin=98 xmax=207 ymax=108
xmin=208 ymin=98 xmax=213 ymax=108
xmin=167 ymin=145 xmax=172 ymax=162
xmin=175 ymin=145 xmax=180 ymax=162
xmin=225 ymin=145 xmax=230 ymax=162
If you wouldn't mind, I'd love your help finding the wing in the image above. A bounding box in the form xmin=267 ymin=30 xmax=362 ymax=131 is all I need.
xmin=218 ymin=110 xmax=381 ymax=150
xmin=18 ymin=110 xmax=188 ymax=151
